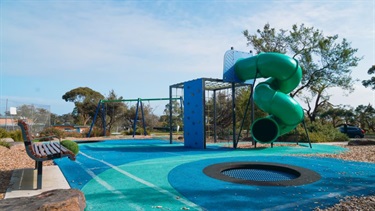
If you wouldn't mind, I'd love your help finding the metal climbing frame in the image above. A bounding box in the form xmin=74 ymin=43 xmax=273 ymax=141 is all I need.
xmin=169 ymin=78 xmax=252 ymax=149
xmin=87 ymin=97 xmax=181 ymax=137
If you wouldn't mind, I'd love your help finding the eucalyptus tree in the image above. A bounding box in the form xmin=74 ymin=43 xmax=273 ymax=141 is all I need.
xmin=235 ymin=86 xmax=266 ymax=138
xmin=161 ymin=100 xmax=183 ymax=129
xmin=319 ymin=105 xmax=355 ymax=127
xmin=205 ymin=91 xmax=233 ymax=139
xmin=130 ymin=102 xmax=159 ymax=132
xmin=50 ymin=113 xmax=75 ymax=125
xmin=104 ymin=90 xmax=127 ymax=133
xmin=16 ymin=105 xmax=50 ymax=125
xmin=62 ymin=87 xmax=104 ymax=125
xmin=355 ymin=104 xmax=375 ymax=132
xmin=142 ymin=104 xmax=159 ymax=132
xmin=362 ymin=65 xmax=375 ymax=90
xmin=243 ymin=23 xmax=362 ymax=122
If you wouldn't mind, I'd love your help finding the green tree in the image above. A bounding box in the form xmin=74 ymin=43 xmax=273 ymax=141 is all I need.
xmin=104 ymin=90 xmax=127 ymax=133
xmin=355 ymin=104 xmax=375 ymax=132
xmin=319 ymin=105 xmax=355 ymax=127
xmin=206 ymin=91 xmax=233 ymax=139
xmin=235 ymin=86 xmax=266 ymax=138
xmin=142 ymin=103 xmax=160 ymax=132
xmin=126 ymin=101 xmax=158 ymax=134
xmin=161 ymin=100 xmax=183 ymax=129
xmin=50 ymin=113 xmax=75 ymax=125
xmin=62 ymin=87 xmax=104 ymax=126
xmin=243 ymin=23 xmax=362 ymax=122
xmin=16 ymin=105 xmax=51 ymax=133
xmin=362 ymin=65 xmax=375 ymax=90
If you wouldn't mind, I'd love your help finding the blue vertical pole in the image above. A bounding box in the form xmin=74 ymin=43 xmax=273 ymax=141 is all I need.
xmin=169 ymin=86 xmax=173 ymax=144
xmin=180 ymin=96 xmax=184 ymax=136
xmin=87 ymin=100 xmax=102 ymax=137
xmin=179 ymin=96 xmax=183 ymax=113
xmin=140 ymin=101 xmax=147 ymax=135
xmin=132 ymin=98 xmax=140 ymax=137
xmin=102 ymin=103 xmax=106 ymax=136
xmin=213 ymin=90 xmax=217 ymax=143
xmin=232 ymin=82 xmax=236 ymax=148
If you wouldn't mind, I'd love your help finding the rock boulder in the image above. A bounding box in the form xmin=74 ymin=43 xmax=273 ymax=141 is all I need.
xmin=0 ymin=138 xmax=14 ymax=143
xmin=0 ymin=189 xmax=86 ymax=211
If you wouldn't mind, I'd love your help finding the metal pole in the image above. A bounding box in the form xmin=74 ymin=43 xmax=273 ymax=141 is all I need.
xmin=213 ymin=90 xmax=217 ymax=143
xmin=102 ymin=103 xmax=106 ymax=136
xmin=232 ymin=83 xmax=236 ymax=148
xmin=87 ymin=100 xmax=102 ymax=137
xmin=140 ymin=101 xmax=147 ymax=135
xmin=132 ymin=98 xmax=140 ymax=137
xmin=203 ymin=80 xmax=206 ymax=149
xmin=251 ymin=85 xmax=255 ymax=145
xmin=101 ymin=97 xmax=180 ymax=103
xmin=302 ymin=120 xmax=312 ymax=148
xmin=236 ymin=84 xmax=255 ymax=146
xmin=169 ymin=86 xmax=173 ymax=144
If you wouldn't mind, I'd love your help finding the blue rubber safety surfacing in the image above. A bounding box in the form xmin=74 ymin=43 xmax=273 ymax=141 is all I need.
xmin=168 ymin=156 xmax=375 ymax=210
xmin=54 ymin=140 xmax=375 ymax=211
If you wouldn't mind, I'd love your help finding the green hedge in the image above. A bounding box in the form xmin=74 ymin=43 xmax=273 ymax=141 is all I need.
xmin=61 ymin=140 xmax=79 ymax=155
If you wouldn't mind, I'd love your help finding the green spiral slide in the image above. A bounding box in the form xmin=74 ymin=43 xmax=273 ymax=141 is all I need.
xmin=234 ymin=52 xmax=304 ymax=143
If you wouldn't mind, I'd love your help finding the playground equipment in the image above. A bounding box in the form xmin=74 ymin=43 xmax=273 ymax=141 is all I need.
xmin=169 ymin=78 xmax=252 ymax=149
xmin=87 ymin=49 xmax=307 ymax=147
xmin=169 ymin=49 xmax=309 ymax=148
xmin=234 ymin=52 xmax=304 ymax=143
xmin=88 ymin=97 xmax=182 ymax=137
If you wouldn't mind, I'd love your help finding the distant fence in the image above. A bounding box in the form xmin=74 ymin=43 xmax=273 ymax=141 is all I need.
xmin=0 ymin=99 xmax=51 ymax=133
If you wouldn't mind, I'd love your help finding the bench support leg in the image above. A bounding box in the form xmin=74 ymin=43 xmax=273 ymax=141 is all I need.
xmin=36 ymin=161 xmax=43 ymax=189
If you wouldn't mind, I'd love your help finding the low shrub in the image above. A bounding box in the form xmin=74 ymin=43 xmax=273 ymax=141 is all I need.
xmin=0 ymin=141 xmax=10 ymax=148
xmin=332 ymin=132 xmax=349 ymax=142
xmin=0 ymin=128 xmax=7 ymax=138
xmin=279 ymin=121 xmax=349 ymax=143
xmin=0 ymin=128 xmax=23 ymax=142
xmin=9 ymin=130 xmax=22 ymax=142
xmin=86 ymin=127 xmax=103 ymax=137
xmin=64 ymin=131 xmax=84 ymax=138
xmin=39 ymin=127 xmax=65 ymax=141
xmin=125 ymin=128 xmax=151 ymax=136
xmin=61 ymin=140 xmax=79 ymax=155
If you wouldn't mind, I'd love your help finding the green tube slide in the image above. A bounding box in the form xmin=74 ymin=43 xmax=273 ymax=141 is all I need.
xmin=234 ymin=52 xmax=304 ymax=143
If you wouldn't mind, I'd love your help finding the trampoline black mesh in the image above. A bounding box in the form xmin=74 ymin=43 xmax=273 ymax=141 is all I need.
xmin=204 ymin=162 xmax=321 ymax=186
xmin=222 ymin=168 xmax=297 ymax=181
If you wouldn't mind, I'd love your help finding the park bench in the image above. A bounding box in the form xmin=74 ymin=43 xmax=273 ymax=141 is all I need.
xmin=17 ymin=119 xmax=76 ymax=189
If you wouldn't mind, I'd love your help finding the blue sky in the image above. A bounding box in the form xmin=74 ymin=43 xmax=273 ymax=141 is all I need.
xmin=1 ymin=0 xmax=374 ymax=115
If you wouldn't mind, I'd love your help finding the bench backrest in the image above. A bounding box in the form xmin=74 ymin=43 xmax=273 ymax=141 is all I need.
xmin=17 ymin=119 xmax=33 ymax=146
xmin=17 ymin=119 xmax=42 ymax=160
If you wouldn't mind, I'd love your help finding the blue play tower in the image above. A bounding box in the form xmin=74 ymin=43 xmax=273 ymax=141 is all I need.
xmin=169 ymin=49 xmax=254 ymax=149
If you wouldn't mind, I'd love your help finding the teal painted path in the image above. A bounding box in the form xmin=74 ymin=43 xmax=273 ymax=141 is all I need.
xmin=55 ymin=140 xmax=375 ymax=211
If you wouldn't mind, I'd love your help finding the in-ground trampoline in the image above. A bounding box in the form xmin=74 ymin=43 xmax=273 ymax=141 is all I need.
xmin=55 ymin=139 xmax=375 ymax=210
